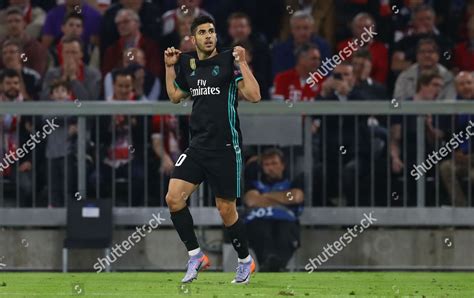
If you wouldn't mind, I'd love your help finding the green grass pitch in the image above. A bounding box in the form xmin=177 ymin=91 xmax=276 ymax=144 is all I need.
xmin=0 ymin=272 xmax=473 ymax=297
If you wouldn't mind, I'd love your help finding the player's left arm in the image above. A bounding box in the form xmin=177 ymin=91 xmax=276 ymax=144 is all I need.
xmin=233 ymin=46 xmax=261 ymax=102
xmin=263 ymin=188 xmax=304 ymax=205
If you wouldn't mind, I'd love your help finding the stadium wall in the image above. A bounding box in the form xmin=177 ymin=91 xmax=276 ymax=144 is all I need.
xmin=1 ymin=228 xmax=473 ymax=271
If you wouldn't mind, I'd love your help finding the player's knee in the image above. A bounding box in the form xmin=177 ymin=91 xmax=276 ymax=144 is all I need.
xmin=216 ymin=203 xmax=235 ymax=219
xmin=165 ymin=192 xmax=182 ymax=209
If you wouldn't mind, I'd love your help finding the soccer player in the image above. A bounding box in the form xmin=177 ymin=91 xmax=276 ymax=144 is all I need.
xmin=164 ymin=15 xmax=261 ymax=284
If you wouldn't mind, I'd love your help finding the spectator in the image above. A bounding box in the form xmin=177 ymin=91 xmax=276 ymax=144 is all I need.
xmin=104 ymin=48 xmax=161 ymax=101
xmin=391 ymin=0 xmax=425 ymax=42
xmin=390 ymin=71 xmax=448 ymax=205
xmin=272 ymin=11 xmax=331 ymax=79
xmin=162 ymin=13 xmax=194 ymax=50
xmin=391 ymin=4 xmax=453 ymax=73
xmin=280 ymin=0 xmax=336 ymax=47
xmin=41 ymin=36 xmax=101 ymax=100
xmin=273 ymin=43 xmax=322 ymax=102
xmin=88 ymin=0 xmax=111 ymax=14
xmin=439 ymin=72 xmax=474 ymax=206
xmin=100 ymin=0 xmax=162 ymax=56
xmin=48 ymin=12 xmax=100 ymax=68
xmin=42 ymin=79 xmax=77 ymax=207
xmin=102 ymin=8 xmax=162 ymax=78
xmin=90 ymin=69 xmax=146 ymax=206
xmin=315 ymin=62 xmax=387 ymax=206
xmin=453 ymin=16 xmax=474 ymax=73
xmin=351 ymin=50 xmax=387 ymax=100
xmin=0 ymin=0 xmax=46 ymax=39
xmin=41 ymin=0 xmax=101 ymax=49
xmin=244 ymin=148 xmax=304 ymax=272
xmin=0 ymin=68 xmax=33 ymax=206
xmin=337 ymin=13 xmax=388 ymax=84
xmin=1 ymin=39 xmax=41 ymax=100
xmin=340 ymin=53 xmax=389 ymax=206
xmin=162 ymin=0 xmax=212 ymax=36
xmin=393 ymin=38 xmax=455 ymax=101
xmin=225 ymin=12 xmax=271 ymax=99
xmin=0 ymin=7 xmax=47 ymax=75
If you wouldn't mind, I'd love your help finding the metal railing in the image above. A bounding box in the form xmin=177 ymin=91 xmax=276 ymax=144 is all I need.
xmin=1 ymin=100 xmax=474 ymax=226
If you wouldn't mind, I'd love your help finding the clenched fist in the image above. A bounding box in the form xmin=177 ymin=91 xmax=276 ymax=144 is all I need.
xmin=164 ymin=47 xmax=182 ymax=67
xmin=232 ymin=46 xmax=246 ymax=64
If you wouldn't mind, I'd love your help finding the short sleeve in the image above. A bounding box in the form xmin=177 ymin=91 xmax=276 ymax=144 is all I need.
xmin=273 ymin=73 xmax=287 ymax=98
xmin=42 ymin=10 xmax=58 ymax=37
xmin=174 ymin=59 xmax=190 ymax=95
xmin=232 ymin=56 xmax=243 ymax=84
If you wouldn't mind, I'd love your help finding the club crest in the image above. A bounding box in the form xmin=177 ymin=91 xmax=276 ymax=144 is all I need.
xmin=212 ymin=65 xmax=220 ymax=76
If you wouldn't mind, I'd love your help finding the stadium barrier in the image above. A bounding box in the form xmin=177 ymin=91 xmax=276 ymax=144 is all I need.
xmin=1 ymin=100 xmax=474 ymax=227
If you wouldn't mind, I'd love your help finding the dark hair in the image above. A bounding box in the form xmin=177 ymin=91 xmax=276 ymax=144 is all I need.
xmin=6 ymin=6 xmax=23 ymax=18
xmin=227 ymin=12 xmax=252 ymax=27
xmin=413 ymin=4 xmax=435 ymax=18
xmin=353 ymin=49 xmax=372 ymax=61
xmin=191 ymin=15 xmax=215 ymax=35
xmin=261 ymin=147 xmax=285 ymax=163
xmin=50 ymin=79 xmax=72 ymax=94
xmin=416 ymin=70 xmax=442 ymax=92
xmin=416 ymin=37 xmax=439 ymax=55
xmin=0 ymin=68 xmax=20 ymax=83
xmin=63 ymin=11 xmax=84 ymax=25
xmin=112 ymin=68 xmax=134 ymax=83
xmin=294 ymin=43 xmax=319 ymax=60
xmin=2 ymin=38 xmax=23 ymax=52
xmin=232 ymin=39 xmax=253 ymax=54
xmin=61 ymin=35 xmax=84 ymax=52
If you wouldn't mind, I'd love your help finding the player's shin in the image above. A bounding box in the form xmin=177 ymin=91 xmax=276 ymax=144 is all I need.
xmin=226 ymin=218 xmax=250 ymax=262
xmin=170 ymin=206 xmax=201 ymax=254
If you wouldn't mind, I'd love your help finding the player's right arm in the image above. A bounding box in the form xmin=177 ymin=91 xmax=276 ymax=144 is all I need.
xmin=164 ymin=47 xmax=187 ymax=104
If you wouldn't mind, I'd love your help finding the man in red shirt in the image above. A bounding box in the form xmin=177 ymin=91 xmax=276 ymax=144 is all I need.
xmin=454 ymin=16 xmax=474 ymax=72
xmin=336 ymin=13 xmax=388 ymax=84
xmin=273 ymin=43 xmax=322 ymax=102
xmin=102 ymin=8 xmax=162 ymax=78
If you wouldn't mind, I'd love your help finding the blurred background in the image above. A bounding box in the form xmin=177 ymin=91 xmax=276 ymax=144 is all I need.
xmin=0 ymin=0 xmax=474 ymax=272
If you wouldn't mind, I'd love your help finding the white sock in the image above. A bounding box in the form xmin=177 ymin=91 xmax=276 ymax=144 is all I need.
xmin=188 ymin=247 xmax=201 ymax=257
xmin=238 ymin=255 xmax=251 ymax=263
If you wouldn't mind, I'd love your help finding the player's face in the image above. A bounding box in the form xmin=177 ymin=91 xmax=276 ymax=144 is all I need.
xmin=261 ymin=155 xmax=285 ymax=180
xmin=192 ymin=23 xmax=217 ymax=55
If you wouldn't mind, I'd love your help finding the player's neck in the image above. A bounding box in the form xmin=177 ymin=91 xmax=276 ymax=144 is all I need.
xmin=197 ymin=48 xmax=218 ymax=60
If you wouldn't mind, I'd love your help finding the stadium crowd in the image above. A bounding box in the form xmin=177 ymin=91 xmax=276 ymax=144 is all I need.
xmin=1 ymin=0 xmax=474 ymax=213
